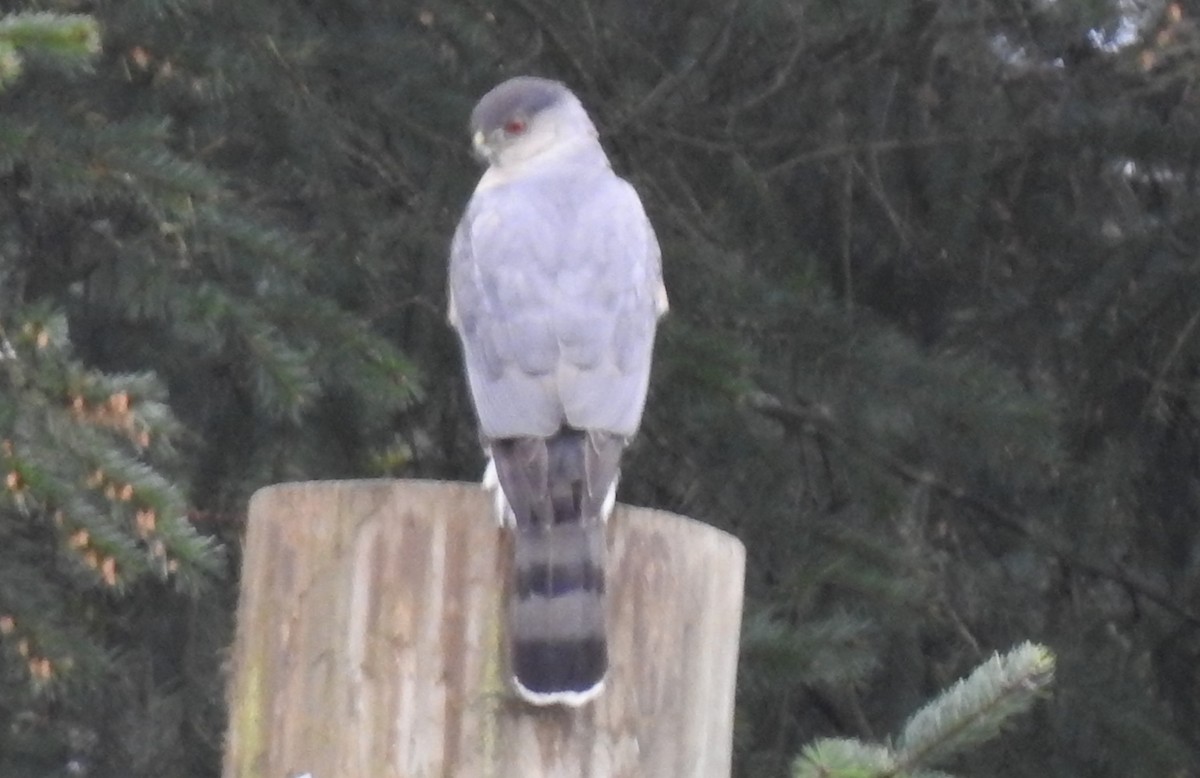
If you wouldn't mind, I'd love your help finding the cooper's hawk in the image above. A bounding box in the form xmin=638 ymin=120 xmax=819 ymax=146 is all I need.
xmin=448 ymin=77 xmax=667 ymax=706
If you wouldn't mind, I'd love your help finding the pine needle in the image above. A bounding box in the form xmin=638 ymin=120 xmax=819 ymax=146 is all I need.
xmin=894 ymin=642 xmax=1055 ymax=771
xmin=791 ymin=643 xmax=1055 ymax=778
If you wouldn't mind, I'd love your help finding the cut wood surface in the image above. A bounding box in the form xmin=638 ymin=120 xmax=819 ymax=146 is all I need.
xmin=222 ymin=479 xmax=745 ymax=777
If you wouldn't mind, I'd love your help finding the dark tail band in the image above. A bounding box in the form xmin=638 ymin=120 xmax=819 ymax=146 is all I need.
xmin=490 ymin=428 xmax=623 ymax=706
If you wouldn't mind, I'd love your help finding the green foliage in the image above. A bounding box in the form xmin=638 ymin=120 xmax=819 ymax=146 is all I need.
xmin=0 ymin=12 xmax=220 ymax=771
xmin=0 ymin=303 xmax=217 ymax=720
xmin=4 ymin=0 xmax=1200 ymax=775
xmin=794 ymin=643 xmax=1055 ymax=778
xmin=741 ymin=609 xmax=879 ymax=691
xmin=0 ymin=13 xmax=99 ymax=87
xmin=0 ymin=3 xmax=418 ymax=773
xmin=894 ymin=644 xmax=1054 ymax=770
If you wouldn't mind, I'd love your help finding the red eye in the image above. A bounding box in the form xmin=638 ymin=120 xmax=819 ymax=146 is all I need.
xmin=503 ymin=118 xmax=527 ymax=135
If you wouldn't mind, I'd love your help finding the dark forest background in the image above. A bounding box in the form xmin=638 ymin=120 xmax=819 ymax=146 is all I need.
xmin=3 ymin=0 xmax=1200 ymax=775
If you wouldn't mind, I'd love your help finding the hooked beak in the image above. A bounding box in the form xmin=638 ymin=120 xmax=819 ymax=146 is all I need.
xmin=472 ymin=131 xmax=493 ymax=164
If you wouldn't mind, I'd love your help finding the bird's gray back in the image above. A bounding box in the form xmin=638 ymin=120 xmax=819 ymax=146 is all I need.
xmin=450 ymin=163 xmax=661 ymax=439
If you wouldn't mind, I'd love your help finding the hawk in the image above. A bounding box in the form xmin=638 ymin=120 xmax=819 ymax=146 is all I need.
xmin=448 ymin=77 xmax=667 ymax=706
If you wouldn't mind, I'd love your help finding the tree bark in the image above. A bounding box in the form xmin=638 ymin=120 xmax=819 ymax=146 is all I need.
xmin=222 ymin=479 xmax=745 ymax=777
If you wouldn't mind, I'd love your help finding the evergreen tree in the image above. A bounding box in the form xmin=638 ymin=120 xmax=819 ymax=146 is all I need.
xmin=7 ymin=0 xmax=1200 ymax=775
xmin=0 ymin=5 xmax=416 ymax=774
xmin=0 ymin=12 xmax=217 ymax=773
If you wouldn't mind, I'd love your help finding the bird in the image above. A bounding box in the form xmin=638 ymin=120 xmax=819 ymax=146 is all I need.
xmin=448 ymin=76 xmax=667 ymax=706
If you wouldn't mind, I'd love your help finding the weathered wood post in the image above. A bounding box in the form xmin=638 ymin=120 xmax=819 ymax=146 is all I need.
xmin=222 ymin=479 xmax=745 ymax=777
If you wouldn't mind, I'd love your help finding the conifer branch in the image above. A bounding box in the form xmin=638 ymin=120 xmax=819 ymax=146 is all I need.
xmin=746 ymin=390 xmax=1200 ymax=628
xmin=0 ymin=13 xmax=99 ymax=57
xmin=794 ymin=738 xmax=897 ymax=778
xmin=741 ymin=609 xmax=879 ymax=689
xmin=892 ymin=642 xmax=1055 ymax=771
xmin=0 ymin=12 xmax=99 ymax=88
xmin=792 ymin=643 xmax=1055 ymax=778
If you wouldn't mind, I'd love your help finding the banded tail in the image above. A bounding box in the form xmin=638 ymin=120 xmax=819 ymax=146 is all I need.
xmin=488 ymin=428 xmax=624 ymax=706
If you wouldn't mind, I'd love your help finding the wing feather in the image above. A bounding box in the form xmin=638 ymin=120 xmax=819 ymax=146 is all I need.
xmin=450 ymin=166 xmax=664 ymax=439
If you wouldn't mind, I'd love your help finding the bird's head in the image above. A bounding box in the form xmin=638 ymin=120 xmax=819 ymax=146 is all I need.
xmin=470 ymin=77 xmax=599 ymax=170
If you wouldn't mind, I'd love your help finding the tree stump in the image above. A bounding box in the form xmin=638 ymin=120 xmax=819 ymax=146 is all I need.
xmin=222 ymin=480 xmax=745 ymax=777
